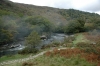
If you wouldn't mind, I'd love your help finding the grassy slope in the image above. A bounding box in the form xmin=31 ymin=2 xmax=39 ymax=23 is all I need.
xmin=0 ymin=0 xmax=67 ymax=26
xmin=1 ymin=0 xmax=100 ymax=27
xmin=0 ymin=54 xmax=29 ymax=63
xmin=73 ymin=34 xmax=90 ymax=44
xmin=4 ymin=55 xmax=96 ymax=66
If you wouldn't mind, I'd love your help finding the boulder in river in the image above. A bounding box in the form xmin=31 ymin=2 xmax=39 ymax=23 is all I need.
xmin=40 ymin=35 xmax=47 ymax=40
xmin=10 ymin=44 xmax=21 ymax=48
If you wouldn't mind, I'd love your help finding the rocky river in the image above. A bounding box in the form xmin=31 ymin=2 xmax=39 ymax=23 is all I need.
xmin=0 ymin=33 xmax=68 ymax=57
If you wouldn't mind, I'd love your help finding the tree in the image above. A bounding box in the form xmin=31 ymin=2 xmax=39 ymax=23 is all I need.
xmin=0 ymin=29 xmax=13 ymax=44
xmin=65 ymin=18 xmax=85 ymax=34
xmin=25 ymin=16 xmax=54 ymax=33
xmin=94 ymin=18 xmax=100 ymax=30
xmin=25 ymin=31 xmax=41 ymax=48
xmin=54 ymin=23 xmax=65 ymax=33
xmin=0 ymin=18 xmax=3 ymax=29
xmin=0 ymin=18 xmax=14 ymax=45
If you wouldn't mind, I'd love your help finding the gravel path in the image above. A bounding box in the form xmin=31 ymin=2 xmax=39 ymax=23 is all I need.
xmin=0 ymin=51 xmax=47 ymax=66
xmin=0 ymin=47 xmax=67 ymax=66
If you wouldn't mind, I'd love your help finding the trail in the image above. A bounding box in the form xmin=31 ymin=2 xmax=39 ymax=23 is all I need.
xmin=0 ymin=51 xmax=46 ymax=66
xmin=0 ymin=47 xmax=67 ymax=66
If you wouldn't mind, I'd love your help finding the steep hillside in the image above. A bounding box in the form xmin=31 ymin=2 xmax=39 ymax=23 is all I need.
xmin=0 ymin=0 xmax=67 ymax=25
xmin=0 ymin=0 xmax=100 ymax=45
xmin=0 ymin=0 xmax=99 ymax=25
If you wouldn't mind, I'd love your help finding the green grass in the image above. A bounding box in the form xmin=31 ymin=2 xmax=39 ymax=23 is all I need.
xmin=34 ymin=56 xmax=96 ymax=66
xmin=0 ymin=47 xmax=52 ymax=63
xmin=4 ymin=55 xmax=96 ymax=66
xmin=0 ymin=54 xmax=30 ymax=63
xmin=73 ymin=34 xmax=89 ymax=45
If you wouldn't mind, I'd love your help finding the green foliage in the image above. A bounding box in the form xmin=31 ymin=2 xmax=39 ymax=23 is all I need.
xmin=18 ymin=47 xmax=38 ymax=54
xmin=65 ymin=21 xmax=80 ymax=33
xmin=0 ymin=29 xmax=13 ymax=44
xmin=0 ymin=18 xmax=3 ymax=29
xmin=25 ymin=16 xmax=53 ymax=33
xmin=65 ymin=18 xmax=85 ymax=34
xmin=54 ymin=23 xmax=65 ymax=33
xmin=0 ymin=54 xmax=29 ymax=62
xmin=64 ymin=36 xmax=75 ymax=43
xmin=76 ymin=42 xmax=100 ymax=55
xmin=20 ymin=31 xmax=41 ymax=54
xmin=0 ymin=16 xmax=19 ymax=44
xmin=93 ymin=18 xmax=100 ymax=30
xmin=72 ymin=34 xmax=89 ymax=44
xmin=0 ymin=0 xmax=100 ymax=46
xmin=0 ymin=10 xmax=11 ymax=16
xmin=25 ymin=31 xmax=41 ymax=48
xmin=85 ymin=17 xmax=100 ymax=30
xmin=22 ymin=62 xmax=33 ymax=66
xmin=59 ymin=9 xmax=100 ymax=31
xmin=59 ymin=9 xmax=99 ymax=20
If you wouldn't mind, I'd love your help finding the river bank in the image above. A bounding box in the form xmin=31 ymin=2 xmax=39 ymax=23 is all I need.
xmin=0 ymin=33 xmax=68 ymax=57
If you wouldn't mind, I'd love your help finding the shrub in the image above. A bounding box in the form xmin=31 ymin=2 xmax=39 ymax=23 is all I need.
xmin=22 ymin=62 xmax=33 ymax=66
xmin=64 ymin=43 xmax=73 ymax=47
xmin=44 ymin=48 xmax=100 ymax=65
xmin=18 ymin=47 xmax=39 ymax=54
xmin=76 ymin=42 xmax=100 ymax=55
xmin=64 ymin=36 xmax=75 ymax=43
xmin=19 ymin=31 xmax=40 ymax=54
xmin=25 ymin=31 xmax=41 ymax=48
xmin=76 ymin=42 xmax=91 ymax=48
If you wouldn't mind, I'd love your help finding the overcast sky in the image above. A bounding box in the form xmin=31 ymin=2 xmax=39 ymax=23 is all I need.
xmin=9 ymin=0 xmax=100 ymax=15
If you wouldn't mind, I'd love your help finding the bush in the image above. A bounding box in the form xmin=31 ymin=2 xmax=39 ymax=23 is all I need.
xmin=52 ymin=41 xmax=61 ymax=46
xmin=64 ymin=36 xmax=75 ymax=43
xmin=76 ymin=42 xmax=91 ymax=48
xmin=25 ymin=31 xmax=41 ymax=48
xmin=22 ymin=62 xmax=33 ymax=66
xmin=76 ymin=42 xmax=100 ymax=55
xmin=65 ymin=43 xmax=73 ymax=47
xmin=18 ymin=47 xmax=39 ymax=54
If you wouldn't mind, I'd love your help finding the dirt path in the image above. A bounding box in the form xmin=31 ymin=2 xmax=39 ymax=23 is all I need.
xmin=0 ymin=47 xmax=67 ymax=66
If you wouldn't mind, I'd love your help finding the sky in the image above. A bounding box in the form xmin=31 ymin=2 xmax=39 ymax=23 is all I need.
xmin=9 ymin=0 xmax=100 ymax=15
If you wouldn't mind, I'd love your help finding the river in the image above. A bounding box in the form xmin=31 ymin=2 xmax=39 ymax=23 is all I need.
xmin=0 ymin=33 xmax=67 ymax=57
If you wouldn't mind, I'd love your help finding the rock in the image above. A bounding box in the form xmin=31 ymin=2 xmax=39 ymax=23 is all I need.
xmin=10 ymin=44 xmax=21 ymax=48
xmin=40 ymin=35 xmax=47 ymax=40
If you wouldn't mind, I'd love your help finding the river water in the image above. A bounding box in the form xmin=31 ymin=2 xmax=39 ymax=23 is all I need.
xmin=0 ymin=33 xmax=67 ymax=57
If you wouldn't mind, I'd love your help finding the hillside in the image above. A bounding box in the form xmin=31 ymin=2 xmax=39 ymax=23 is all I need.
xmin=0 ymin=0 xmax=100 ymax=25
xmin=0 ymin=0 xmax=100 ymax=45
xmin=0 ymin=0 xmax=67 ymax=25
